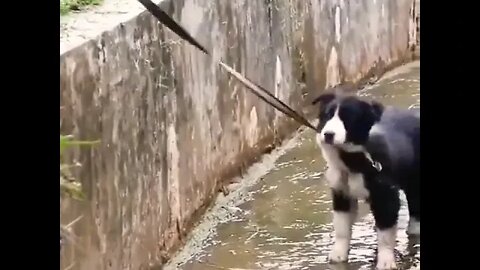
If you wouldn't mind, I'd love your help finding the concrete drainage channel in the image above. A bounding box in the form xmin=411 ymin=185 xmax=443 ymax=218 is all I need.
xmin=165 ymin=62 xmax=420 ymax=270
xmin=60 ymin=0 xmax=420 ymax=268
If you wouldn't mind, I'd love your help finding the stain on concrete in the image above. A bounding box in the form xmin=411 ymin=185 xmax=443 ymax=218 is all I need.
xmin=326 ymin=47 xmax=341 ymax=88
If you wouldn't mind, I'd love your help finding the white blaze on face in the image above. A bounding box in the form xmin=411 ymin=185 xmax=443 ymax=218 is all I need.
xmin=320 ymin=107 xmax=347 ymax=145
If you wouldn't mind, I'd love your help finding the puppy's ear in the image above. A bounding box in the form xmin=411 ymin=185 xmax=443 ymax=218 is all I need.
xmin=370 ymin=100 xmax=384 ymax=122
xmin=311 ymin=92 xmax=336 ymax=106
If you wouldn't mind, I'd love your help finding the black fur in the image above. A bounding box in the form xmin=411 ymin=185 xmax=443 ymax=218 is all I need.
xmin=332 ymin=190 xmax=355 ymax=212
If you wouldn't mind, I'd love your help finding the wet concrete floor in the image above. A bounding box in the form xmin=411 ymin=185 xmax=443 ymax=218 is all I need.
xmin=166 ymin=61 xmax=420 ymax=270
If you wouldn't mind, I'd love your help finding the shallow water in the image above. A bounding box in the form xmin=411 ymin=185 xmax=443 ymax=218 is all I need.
xmin=168 ymin=61 xmax=420 ymax=270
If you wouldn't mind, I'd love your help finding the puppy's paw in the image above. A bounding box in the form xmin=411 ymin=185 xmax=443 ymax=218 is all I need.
xmin=376 ymin=250 xmax=397 ymax=270
xmin=329 ymin=241 xmax=349 ymax=263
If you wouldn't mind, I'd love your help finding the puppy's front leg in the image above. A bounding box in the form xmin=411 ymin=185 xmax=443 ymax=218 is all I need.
xmin=329 ymin=190 xmax=357 ymax=263
xmin=370 ymin=188 xmax=400 ymax=270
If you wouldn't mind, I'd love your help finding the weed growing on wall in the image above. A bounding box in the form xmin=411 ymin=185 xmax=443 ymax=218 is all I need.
xmin=60 ymin=134 xmax=99 ymax=251
xmin=60 ymin=0 xmax=103 ymax=15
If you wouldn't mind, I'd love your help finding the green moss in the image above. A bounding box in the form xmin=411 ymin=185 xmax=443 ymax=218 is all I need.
xmin=60 ymin=134 xmax=100 ymax=200
xmin=60 ymin=0 xmax=103 ymax=15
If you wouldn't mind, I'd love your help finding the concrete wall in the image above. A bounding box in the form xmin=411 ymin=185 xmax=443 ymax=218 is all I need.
xmin=60 ymin=0 xmax=419 ymax=269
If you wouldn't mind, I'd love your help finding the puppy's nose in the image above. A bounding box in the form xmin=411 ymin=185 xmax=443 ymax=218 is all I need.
xmin=324 ymin=132 xmax=335 ymax=144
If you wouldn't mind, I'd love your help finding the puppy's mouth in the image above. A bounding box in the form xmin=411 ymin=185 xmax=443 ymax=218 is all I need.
xmin=321 ymin=140 xmax=335 ymax=146
xmin=336 ymin=142 xmax=364 ymax=152
xmin=320 ymin=140 xmax=344 ymax=149
xmin=320 ymin=140 xmax=363 ymax=152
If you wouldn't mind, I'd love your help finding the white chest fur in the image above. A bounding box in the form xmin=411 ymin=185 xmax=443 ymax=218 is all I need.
xmin=325 ymin=167 xmax=370 ymax=199
xmin=346 ymin=173 xmax=369 ymax=199
xmin=319 ymin=140 xmax=370 ymax=199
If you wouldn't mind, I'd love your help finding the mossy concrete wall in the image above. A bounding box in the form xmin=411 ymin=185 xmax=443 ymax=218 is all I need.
xmin=60 ymin=0 xmax=419 ymax=269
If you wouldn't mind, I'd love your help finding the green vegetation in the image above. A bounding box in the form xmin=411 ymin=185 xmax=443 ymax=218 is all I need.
xmin=60 ymin=134 xmax=99 ymax=250
xmin=60 ymin=134 xmax=100 ymax=200
xmin=60 ymin=0 xmax=103 ymax=15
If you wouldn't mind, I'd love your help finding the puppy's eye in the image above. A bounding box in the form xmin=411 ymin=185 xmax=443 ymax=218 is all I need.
xmin=326 ymin=108 xmax=335 ymax=117
xmin=320 ymin=104 xmax=337 ymax=120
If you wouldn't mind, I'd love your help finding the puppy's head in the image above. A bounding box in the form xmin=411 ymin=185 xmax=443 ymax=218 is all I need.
xmin=312 ymin=92 xmax=384 ymax=148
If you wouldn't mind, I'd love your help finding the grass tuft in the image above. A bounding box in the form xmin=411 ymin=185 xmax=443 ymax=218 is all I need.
xmin=60 ymin=0 xmax=103 ymax=15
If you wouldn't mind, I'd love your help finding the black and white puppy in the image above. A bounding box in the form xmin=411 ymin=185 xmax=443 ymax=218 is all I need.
xmin=312 ymin=92 xmax=420 ymax=269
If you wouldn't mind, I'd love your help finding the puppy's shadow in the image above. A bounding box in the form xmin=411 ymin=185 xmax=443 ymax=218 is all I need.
xmin=406 ymin=235 xmax=420 ymax=256
xmin=312 ymin=236 xmax=420 ymax=270
xmin=323 ymin=262 xmax=356 ymax=270
xmin=374 ymin=235 xmax=420 ymax=269
xmin=398 ymin=235 xmax=420 ymax=269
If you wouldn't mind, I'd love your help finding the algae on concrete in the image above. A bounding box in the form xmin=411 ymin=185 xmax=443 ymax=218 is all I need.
xmin=60 ymin=0 xmax=103 ymax=15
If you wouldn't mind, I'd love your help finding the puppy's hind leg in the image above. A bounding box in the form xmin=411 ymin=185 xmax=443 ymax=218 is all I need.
xmin=405 ymin=181 xmax=420 ymax=236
